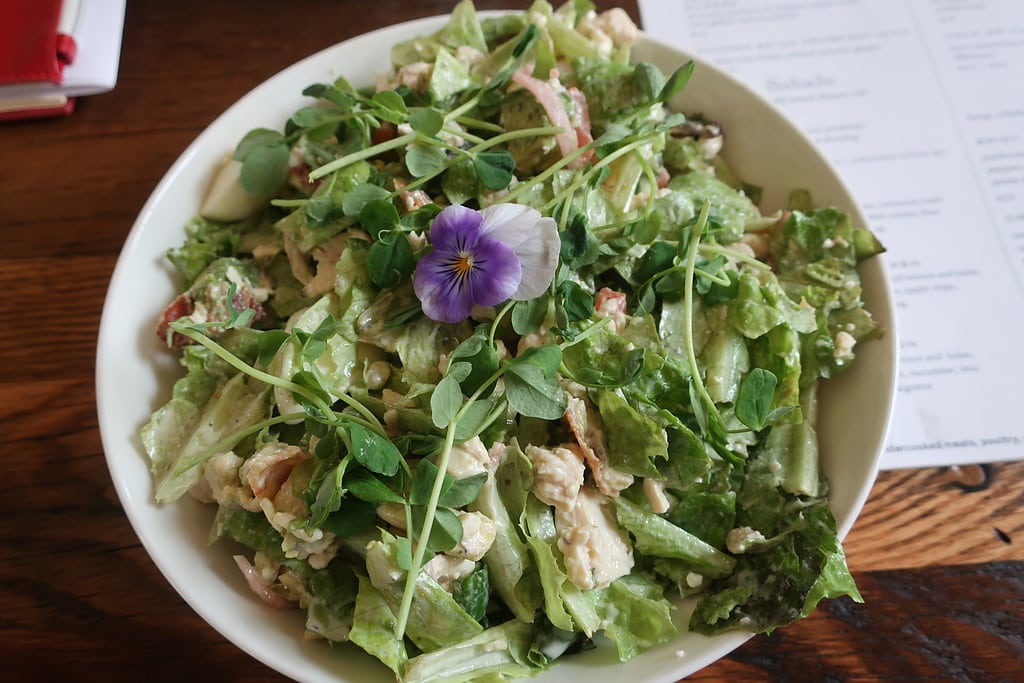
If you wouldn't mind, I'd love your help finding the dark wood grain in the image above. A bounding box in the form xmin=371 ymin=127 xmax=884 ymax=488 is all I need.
xmin=1 ymin=1 xmax=1021 ymax=682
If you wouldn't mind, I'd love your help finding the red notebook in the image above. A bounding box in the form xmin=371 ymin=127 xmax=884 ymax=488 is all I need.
xmin=0 ymin=0 xmax=78 ymax=120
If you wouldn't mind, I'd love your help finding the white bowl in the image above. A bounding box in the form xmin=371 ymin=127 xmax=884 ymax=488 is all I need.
xmin=97 ymin=13 xmax=898 ymax=683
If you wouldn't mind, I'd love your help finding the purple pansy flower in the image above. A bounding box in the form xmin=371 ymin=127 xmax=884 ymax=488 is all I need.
xmin=413 ymin=204 xmax=559 ymax=323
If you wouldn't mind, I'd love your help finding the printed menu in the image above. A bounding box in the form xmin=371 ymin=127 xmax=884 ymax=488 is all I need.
xmin=638 ymin=0 xmax=1024 ymax=469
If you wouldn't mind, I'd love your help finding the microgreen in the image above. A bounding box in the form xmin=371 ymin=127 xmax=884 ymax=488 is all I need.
xmin=233 ymin=128 xmax=290 ymax=197
xmin=367 ymin=232 xmax=415 ymax=289
xmin=659 ymin=60 xmax=696 ymax=104
xmin=472 ymin=150 xmax=516 ymax=190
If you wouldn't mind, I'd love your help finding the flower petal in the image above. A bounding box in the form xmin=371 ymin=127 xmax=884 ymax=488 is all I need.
xmin=413 ymin=250 xmax=476 ymax=323
xmin=413 ymin=204 xmax=524 ymax=323
xmin=467 ymin=237 xmax=522 ymax=307
xmin=510 ymin=216 xmax=559 ymax=300
xmin=429 ymin=204 xmax=483 ymax=253
xmin=478 ymin=204 xmax=537 ymax=248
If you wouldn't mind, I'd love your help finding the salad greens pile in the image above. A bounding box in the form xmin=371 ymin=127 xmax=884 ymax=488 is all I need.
xmin=142 ymin=2 xmax=885 ymax=681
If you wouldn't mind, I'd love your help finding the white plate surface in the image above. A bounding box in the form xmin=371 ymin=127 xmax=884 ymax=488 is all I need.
xmin=97 ymin=13 xmax=898 ymax=683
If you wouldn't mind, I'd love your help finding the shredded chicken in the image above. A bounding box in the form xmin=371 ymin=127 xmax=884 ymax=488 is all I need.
xmin=525 ymin=443 xmax=585 ymax=512
xmin=446 ymin=436 xmax=491 ymax=479
xmin=578 ymin=8 xmax=638 ymax=56
xmin=564 ymin=395 xmax=634 ymax=495
xmin=423 ymin=555 xmax=477 ymax=592
xmin=240 ymin=442 xmax=308 ymax=502
xmin=555 ymin=486 xmax=634 ymax=590
xmin=446 ymin=511 xmax=497 ymax=562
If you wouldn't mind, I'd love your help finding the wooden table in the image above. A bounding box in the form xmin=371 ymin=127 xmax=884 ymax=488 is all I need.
xmin=2 ymin=1 xmax=1021 ymax=680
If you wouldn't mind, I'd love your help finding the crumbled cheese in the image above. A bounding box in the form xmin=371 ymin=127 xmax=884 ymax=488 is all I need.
xmin=834 ymin=330 xmax=857 ymax=358
xmin=685 ymin=572 xmax=704 ymax=588
xmin=643 ymin=477 xmax=671 ymax=514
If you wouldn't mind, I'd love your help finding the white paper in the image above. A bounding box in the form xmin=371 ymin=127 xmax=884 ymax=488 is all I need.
xmin=0 ymin=0 xmax=125 ymax=101
xmin=60 ymin=0 xmax=127 ymax=96
xmin=638 ymin=0 xmax=1024 ymax=469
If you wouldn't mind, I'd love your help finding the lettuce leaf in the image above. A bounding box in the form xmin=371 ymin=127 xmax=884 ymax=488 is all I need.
xmin=597 ymin=575 xmax=677 ymax=662
xmin=689 ymin=447 xmax=860 ymax=635
xmin=144 ymin=358 xmax=270 ymax=503
xmin=403 ymin=619 xmax=543 ymax=683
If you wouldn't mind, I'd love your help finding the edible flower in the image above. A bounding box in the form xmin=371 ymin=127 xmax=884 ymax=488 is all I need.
xmin=413 ymin=204 xmax=559 ymax=323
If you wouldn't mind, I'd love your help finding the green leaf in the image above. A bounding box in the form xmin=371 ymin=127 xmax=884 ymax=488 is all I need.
xmin=512 ymin=22 xmax=539 ymax=58
xmin=367 ymin=233 xmax=415 ymax=289
xmin=233 ymin=128 xmax=285 ymax=161
xmin=342 ymin=182 xmax=391 ymax=218
xmin=409 ymin=107 xmax=444 ymax=137
xmin=304 ymin=195 xmax=342 ymax=227
xmin=395 ymin=535 xmax=413 ymax=571
xmin=323 ymin=497 xmax=378 ymax=536
xmin=659 ymin=60 xmax=695 ymax=103
xmin=613 ymin=497 xmax=736 ymax=577
xmin=450 ymin=330 xmax=499 ymax=398
xmin=558 ymin=213 xmax=600 ymax=269
xmin=473 ymin=150 xmax=516 ymax=191
xmin=314 ymin=426 xmax=342 ymax=461
xmin=406 ymin=144 xmax=448 ymax=178
xmin=430 ymin=374 xmax=464 ymax=429
xmin=400 ymin=203 xmax=443 ymax=232
xmin=410 ymin=458 xmax=451 ymax=506
xmin=345 ymin=468 xmax=406 ymax=504
xmin=290 ymin=105 xmax=337 ymax=129
xmin=410 ymin=505 xmax=464 ymax=553
xmin=257 ymin=329 xmax=290 ymax=366
xmin=371 ymin=89 xmax=408 ymax=124
xmin=453 ymin=398 xmax=500 ymax=442
xmin=504 ymin=361 xmax=566 ymax=420
xmin=635 ymin=282 xmax=657 ymax=316
xmin=512 ymin=344 xmax=562 ymax=377
xmin=633 ymin=241 xmax=677 ymax=285
xmin=735 ymin=368 xmax=779 ymax=431
xmin=291 ymin=370 xmax=333 ymax=413
xmin=557 ymin=280 xmax=594 ymax=323
xmin=446 ymin=361 xmax=473 ymax=383
xmin=308 ymin=459 xmax=347 ymax=527
xmin=452 ymin=565 xmax=490 ymax=623
xmin=350 ymin=423 xmax=402 ymax=476
xmin=438 ymin=471 xmax=487 ymax=508
xmin=595 ymin=389 xmax=667 ymax=478
xmin=303 ymin=82 xmax=353 ymax=106
xmin=238 ymin=142 xmax=290 ymax=197
xmin=631 ymin=61 xmax=665 ymax=102
xmin=359 ymin=198 xmax=402 ymax=240
xmin=511 ymin=297 xmax=548 ymax=335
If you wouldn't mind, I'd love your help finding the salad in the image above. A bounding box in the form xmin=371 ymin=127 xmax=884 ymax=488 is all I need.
xmin=141 ymin=2 xmax=885 ymax=682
